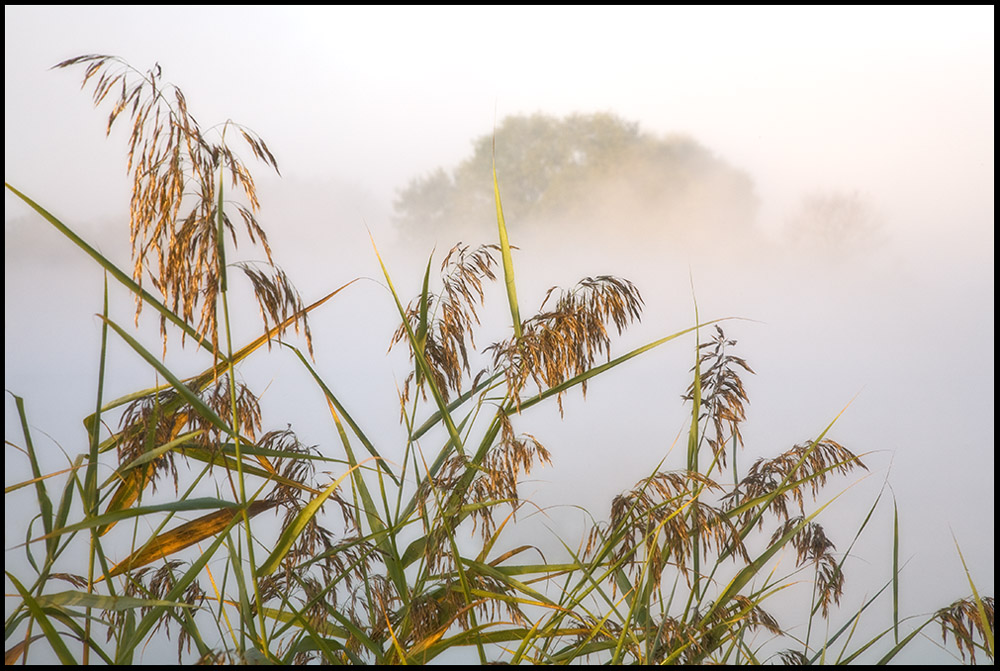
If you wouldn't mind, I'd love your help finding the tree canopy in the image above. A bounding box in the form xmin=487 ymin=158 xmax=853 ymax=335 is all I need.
xmin=393 ymin=112 xmax=759 ymax=247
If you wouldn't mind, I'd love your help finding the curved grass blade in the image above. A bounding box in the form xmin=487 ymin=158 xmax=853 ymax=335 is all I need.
xmin=99 ymin=315 xmax=233 ymax=436
xmin=180 ymin=444 xmax=323 ymax=495
xmin=893 ymin=498 xmax=900 ymax=644
xmin=85 ymin=278 xmax=360 ymax=433
xmin=33 ymin=591 xmax=199 ymax=612
xmin=10 ymin=394 xmax=54 ymax=554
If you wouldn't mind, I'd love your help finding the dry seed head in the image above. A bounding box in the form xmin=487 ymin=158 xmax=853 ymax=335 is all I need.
xmin=106 ymin=560 xmax=207 ymax=662
xmin=467 ymin=417 xmax=552 ymax=538
xmin=55 ymin=55 xmax=297 ymax=357
xmin=237 ymin=262 xmax=314 ymax=356
xmin=683 ymin=325 xmax=754 ymax=467
xmin=590 ymin=469 xmax=745 ymax=593
xmin=364 ymin=574 xmax=402 ymax=641
xmin=116 ymin=389 xmax=185 ymax=494
xmin=198 ymin=376 xmax=262 ymax=444
xmin=725 ymin=440 xmax=867 ymax=529
xmin=112 ymin=377 xmax=262 ymax=506
xmin=488 ymin=275 xmax=643 ymax=415
xmin=651 ymin=616 xmax=703 ymax=664
xmin=769 ymin=517 xmax=844 ymax=616
xmin=936 ymin=596 xmax=995 ymax=664
xmin=391 ymin=243 xmax=500 ymax=403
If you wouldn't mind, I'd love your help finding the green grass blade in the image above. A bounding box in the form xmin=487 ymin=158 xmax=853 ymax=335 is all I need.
xmin=5 ymin=182 xmax=214 ymax=353
xmin=415 ymin=249 xmax=434 ymax=384
xmin=10 ymin=394 xmax=55 ymax=552
xmin=85 ymin=274 xmax=110 ymax=513
xmin=216 ymin=166 xmax=228 ymax=292
xmin=25 ymin=498 xmax=242 ymax=545
xmin=85 ymin=279 xmax=359 ymax=430
xmin=892 ymin=497 xmax=900 ymax=645
xmin=98 ymin=315 xmax=233 ymax=438
xmin=510 ymin=320 xmax=728 ymax=415
xmin=323 ymin=386 xmax=409 ymax=598
xmin=256 ymin=465 xmax=361 ymax=577
xmin=105 ymin=500 xmax=278 ymax=579
xmin=7 ymin=572 xmax=78 ymax=665
xmin=32 ymin=591 xmax=198 ymax=612
xmin=283 ymin=342 xmax=399 ymax=484
xmin=492 ymin=139 xmax=521 ymax=339
xmin=409 ymin=371 xmax=502 ymax=442
xmin=872 ymin=616 xmax=936 ymax=664
xmin=687 ymin=294 xmax=703 ymax=605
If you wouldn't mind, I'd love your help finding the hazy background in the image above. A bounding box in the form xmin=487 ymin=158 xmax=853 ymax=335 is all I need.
xmin=5 ymin=5 xmax=994 ymax=663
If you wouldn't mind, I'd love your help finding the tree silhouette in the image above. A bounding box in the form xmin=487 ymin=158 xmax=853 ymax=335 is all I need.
xmin=784 ymin=190 xmax=885 ymax=256
xmin=393 ymin=112 xmax=758 ymax=246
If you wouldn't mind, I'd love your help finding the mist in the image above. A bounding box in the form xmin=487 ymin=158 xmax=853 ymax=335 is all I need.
xmin=5 ymin=6 xmax=993 ymax=664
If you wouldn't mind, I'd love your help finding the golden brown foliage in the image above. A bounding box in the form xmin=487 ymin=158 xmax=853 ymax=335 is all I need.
xmin=55 ymin=55 xmax=307 ymax=356
xmin=391 ymin=243 xmax=499 ymax=404
xmin=587 ymin=470 xmax=747 ymax=592
xmin=488 ymin=275 xmax=643 ymax=414
xmin=937 ymin=596 xmax=995 ymax=664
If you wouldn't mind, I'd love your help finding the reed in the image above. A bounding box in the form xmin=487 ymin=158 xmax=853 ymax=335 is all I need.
xmin=4 ymin=55 xmax=993 ymax=665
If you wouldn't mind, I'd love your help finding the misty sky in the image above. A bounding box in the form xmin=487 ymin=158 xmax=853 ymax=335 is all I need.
xmin=4 ymin=5 xmax=994 ymax=664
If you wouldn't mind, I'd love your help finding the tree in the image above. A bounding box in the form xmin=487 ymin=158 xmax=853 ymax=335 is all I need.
xmin=393 ymin=113 xmax=759 ymax=247
xmin=784 ymin=190 xmax=885 ymax=256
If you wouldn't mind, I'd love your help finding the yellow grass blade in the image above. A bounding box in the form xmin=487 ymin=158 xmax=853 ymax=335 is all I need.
xmin=953 ymin=534 xmax=994 ymax=657
xmin=492 ymin=138 xmax=522 ymax=339
xmin=104 ymin=500 xmax=278 ymax=579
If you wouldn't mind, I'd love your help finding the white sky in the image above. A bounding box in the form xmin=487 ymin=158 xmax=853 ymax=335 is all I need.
xmin=5 ymin=6 xmax=994 ymax=244
xmin=4 ymin=5 xmax=995 ymax=664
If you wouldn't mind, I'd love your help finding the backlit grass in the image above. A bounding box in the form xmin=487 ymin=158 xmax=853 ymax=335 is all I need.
xmin=4 ymin=55 xmax=993 ymax=665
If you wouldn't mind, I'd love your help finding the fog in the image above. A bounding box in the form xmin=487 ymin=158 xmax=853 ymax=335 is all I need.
xmin=5 ymin=6 xmax=993 ymax=664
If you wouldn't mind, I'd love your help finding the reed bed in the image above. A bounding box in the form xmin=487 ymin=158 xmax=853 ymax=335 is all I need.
xmin=4 ymin=55 xmax=993 ymax=665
